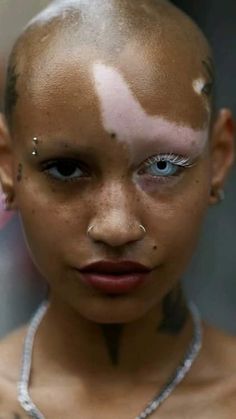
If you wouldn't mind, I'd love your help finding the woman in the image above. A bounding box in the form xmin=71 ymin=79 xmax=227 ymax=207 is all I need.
xmin=0 ymin=0 xmax=235 ymax=417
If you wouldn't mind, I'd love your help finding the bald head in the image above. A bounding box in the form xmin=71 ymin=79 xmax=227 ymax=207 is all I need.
xmin=4 ymin=0 xmax=214 ymax=129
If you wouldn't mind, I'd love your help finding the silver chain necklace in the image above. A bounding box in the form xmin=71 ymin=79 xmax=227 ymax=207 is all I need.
xmin=18 ymin=300 xmax=202 ymax=419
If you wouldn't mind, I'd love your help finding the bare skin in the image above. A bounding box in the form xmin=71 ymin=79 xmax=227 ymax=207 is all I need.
xmin=0 ymin=0 xmax=235 ymax=418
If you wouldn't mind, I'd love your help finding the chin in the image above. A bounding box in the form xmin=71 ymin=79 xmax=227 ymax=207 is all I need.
xmin=71 ymin=294 xmax=153 ymax=324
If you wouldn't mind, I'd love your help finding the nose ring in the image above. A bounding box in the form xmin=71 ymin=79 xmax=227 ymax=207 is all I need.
xmin=139 ymin=224 xmax=146 ymax=234
xmin=87 ymin=225 xmax=94 ymax=235
xmin=87 ymin=224 xmax=146 ymax=236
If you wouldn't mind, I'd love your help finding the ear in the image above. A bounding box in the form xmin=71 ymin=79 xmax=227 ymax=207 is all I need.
xmin=0 ymin=113 xmax=16 ymax=210
xmin=209 ymin=109 xmax=235 ymax=205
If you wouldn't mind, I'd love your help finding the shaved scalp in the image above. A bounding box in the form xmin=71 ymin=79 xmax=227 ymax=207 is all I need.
xmin=4 ymin=0 xmax=214 ymax=128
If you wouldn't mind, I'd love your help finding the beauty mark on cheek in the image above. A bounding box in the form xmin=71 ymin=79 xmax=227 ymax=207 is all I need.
xmin=92 ymin=62 xmax=209 ymax=160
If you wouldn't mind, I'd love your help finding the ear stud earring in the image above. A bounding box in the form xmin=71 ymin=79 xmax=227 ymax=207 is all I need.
xmin=217 ymin=189 xmax=225 ymax=202
xmin=3 ymin=193 xmax=14 ymax=211
xmin=211 ymin=188 xmax=225 ymax=204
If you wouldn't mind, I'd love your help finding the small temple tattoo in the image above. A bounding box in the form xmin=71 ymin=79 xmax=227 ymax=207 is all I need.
xmin=158 ymin=287 xmax=188 ymax=335
xmin=101 ymin=324 xmax=124 ymax=366
xmin=4 ymin=64 xmax=19 ymax=123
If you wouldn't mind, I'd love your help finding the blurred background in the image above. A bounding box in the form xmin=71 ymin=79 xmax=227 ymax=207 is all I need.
xmin=0 ymin=0 xmax=235 ymax=337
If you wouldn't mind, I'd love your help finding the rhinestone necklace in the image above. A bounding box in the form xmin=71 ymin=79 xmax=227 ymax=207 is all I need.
xmin=18 ymin=300 xmax=202 ymax=419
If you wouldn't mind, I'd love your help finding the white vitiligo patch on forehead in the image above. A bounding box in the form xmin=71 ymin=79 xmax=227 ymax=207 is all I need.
xmin=93 ymin=62 xmax=209 ymax=161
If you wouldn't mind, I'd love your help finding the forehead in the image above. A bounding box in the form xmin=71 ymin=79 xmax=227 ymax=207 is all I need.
xmin=16 ymin=30 xmax=210 ymax=133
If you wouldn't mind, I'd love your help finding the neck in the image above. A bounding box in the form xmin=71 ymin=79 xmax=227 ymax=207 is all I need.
xmin=32 ymin=286 xmax=193 ymax=386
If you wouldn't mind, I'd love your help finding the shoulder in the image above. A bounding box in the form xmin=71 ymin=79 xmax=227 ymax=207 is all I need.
xmin=0 ymin=326 xmax=27 ymax=415
xmin=192 ymin=323 xmax=236 ymax=417
xmin=202 ymin=323 xmax=236 ymax=374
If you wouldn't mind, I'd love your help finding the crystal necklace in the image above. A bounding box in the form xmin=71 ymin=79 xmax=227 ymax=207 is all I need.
xmin=18 ymin=300 xmax=202 ymax=419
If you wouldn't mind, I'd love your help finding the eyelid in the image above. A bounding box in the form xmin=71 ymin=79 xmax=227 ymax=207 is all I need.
xmin=140 ymin=153 xmax=196 ymax=170
xmin=40 ymin=157 xmax=88 ymax=171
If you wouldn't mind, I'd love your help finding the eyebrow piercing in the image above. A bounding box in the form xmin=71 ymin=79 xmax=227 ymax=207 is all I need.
xmin=32 ymin=137 xmax=39 ymax=156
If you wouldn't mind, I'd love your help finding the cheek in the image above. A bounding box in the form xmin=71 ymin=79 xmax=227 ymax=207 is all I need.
xmin=16 ymin=182 xmax=89 ymax=269
xmin=143 ymin=166 xmax=210 ymax=265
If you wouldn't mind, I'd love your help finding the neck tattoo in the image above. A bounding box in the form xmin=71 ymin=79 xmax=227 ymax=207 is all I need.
xmin=101 ymin=324 xmax=124 ymax=366
xmin=158 ymin=288 xmax=188 ymax=335
xmin=18 ymin=301 xmax=202 ymax=419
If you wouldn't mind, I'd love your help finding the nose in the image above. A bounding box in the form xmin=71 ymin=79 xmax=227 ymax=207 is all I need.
xmin=87 ymin=183 xmax=146 ymax=248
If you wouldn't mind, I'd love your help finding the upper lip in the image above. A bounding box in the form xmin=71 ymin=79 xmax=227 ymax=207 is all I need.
xmin=79 ymin=260 xmax=152 ymax=274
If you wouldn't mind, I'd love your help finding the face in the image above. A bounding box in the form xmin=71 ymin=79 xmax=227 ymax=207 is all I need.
xmin=1 ymin=31 xmax=233 ymax=324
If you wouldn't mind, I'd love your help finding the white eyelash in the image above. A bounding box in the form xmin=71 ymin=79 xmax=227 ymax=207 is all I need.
xmin=146 ymin=153 xmax=194 ymax=168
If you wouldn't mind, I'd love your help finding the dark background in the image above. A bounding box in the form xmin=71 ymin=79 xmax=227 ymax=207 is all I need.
xmin=0 ymin=0 xmax=235 ymax=336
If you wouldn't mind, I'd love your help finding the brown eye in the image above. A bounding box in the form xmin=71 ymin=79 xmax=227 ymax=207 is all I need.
xmin=56 ymin=160 xmax=79 ymax=177
xmin=42 ymin=158 xmax=86 ymax=181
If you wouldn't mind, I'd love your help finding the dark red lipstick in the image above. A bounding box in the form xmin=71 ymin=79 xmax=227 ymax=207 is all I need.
xmin=79 ymin=261 xmax=152 ymax=295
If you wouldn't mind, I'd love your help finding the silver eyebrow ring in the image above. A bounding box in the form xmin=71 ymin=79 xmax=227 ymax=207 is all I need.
xmin=32 ymin=137 xmax=39 ymax=156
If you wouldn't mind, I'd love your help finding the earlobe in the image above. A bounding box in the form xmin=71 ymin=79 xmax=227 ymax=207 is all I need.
xmin=209 ymin=109 xmax=235 ymax=205
xmin=0 ymin=113 xmax=16 ymax=210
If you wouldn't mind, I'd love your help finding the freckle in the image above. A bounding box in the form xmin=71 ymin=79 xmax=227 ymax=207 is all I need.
xmin=31 ymin=209 xmax=36 ymax=215
xmin=195 ymin=179 xmax=200 ymax=184
xmin=153 ymin=245 xmax=157 ymax=250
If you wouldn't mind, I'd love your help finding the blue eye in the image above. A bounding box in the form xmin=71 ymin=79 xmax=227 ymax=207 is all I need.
xmin=139 ymin=154 xmax=194 ymax=179
xmin=147 ymin=160 xmax=179 ymax=177
xmin=43 ymin=159 xmax=85 ymax=181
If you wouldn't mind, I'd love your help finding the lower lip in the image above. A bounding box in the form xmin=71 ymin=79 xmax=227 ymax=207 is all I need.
xmin=80 ymin=272 xmax=149 ymax=295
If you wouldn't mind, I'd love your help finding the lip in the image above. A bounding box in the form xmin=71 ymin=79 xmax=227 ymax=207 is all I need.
xmin=79 ymin=260 xmax=152 ymax=295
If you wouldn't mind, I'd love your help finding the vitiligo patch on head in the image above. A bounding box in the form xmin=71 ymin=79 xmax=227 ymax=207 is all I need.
xmin=193 ymin=78 xmax=206 ymax=95
xmin=92 ymin=62 xmax=209 ymax=161
xmin=193 ymin=78 xmax=211 ymax=114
